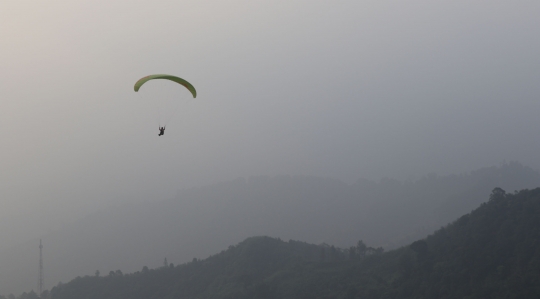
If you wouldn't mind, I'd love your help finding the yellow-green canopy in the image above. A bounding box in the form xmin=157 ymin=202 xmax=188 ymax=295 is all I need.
xmin=134 ymin=74 xmax=197 ymax=98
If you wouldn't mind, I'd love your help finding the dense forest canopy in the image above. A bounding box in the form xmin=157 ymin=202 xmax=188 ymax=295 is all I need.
xmin=28 ymin=187 xmax=540 ymax=299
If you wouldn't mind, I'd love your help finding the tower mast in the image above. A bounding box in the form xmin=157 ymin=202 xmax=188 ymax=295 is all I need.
xmin=39 ymin=239 xmax=43 ymax=297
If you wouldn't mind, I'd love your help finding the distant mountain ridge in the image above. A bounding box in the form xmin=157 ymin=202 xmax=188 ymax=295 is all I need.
xmin=48 ymin=187 xmax=540 ymax=298
xmin=1 ymin=162 xmax=539 ymax=294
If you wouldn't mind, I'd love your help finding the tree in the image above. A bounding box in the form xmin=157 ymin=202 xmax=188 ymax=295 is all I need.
xmin=357 ymin=240 xmax=367 ymax=258
xmin=489 ymin=187 xmax=506 ymax=201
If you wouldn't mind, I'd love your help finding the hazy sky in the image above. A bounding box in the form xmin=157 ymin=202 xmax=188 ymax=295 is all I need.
xmin=1 ymin=0 xmax=540 ymax=246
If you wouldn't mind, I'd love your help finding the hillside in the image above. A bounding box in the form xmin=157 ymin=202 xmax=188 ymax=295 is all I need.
xmin=47 ymin=187 xmax=540 ymax=299
xmin=397 ymin=187 xmax=540 ymax=298
xmin=1 ymin=162 xmax=539 ymax=294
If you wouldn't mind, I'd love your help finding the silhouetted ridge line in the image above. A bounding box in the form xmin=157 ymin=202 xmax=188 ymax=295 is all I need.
xmin=48 ymin=187 xmax=540 ymax=299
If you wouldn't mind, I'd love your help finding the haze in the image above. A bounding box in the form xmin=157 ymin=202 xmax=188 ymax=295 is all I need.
xmin=1 ymin=0 xmax=540 ymax=292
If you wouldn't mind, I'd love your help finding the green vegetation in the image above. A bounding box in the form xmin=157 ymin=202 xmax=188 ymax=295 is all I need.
xmin=42 ymin=187 xmax=540 ymax=299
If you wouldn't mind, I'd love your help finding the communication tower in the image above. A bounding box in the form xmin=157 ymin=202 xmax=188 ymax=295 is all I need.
xmin=38 ymin=239 xmax=44 ymax=297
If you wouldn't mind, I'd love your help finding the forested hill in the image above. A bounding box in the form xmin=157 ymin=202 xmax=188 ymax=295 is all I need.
xmin=2 ymin=162 xmax=538 ymax=295
xmin=391 ymin=187 xmax=540 ymax=298
xmin=48 ymin=188 xmax=540 ymax=299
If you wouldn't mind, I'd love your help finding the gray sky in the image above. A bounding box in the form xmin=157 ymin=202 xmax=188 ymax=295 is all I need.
xmin=1 ymin=0 xmax=540 ymax=246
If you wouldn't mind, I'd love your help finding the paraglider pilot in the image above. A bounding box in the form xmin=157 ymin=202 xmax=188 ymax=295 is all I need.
xmin=158 ymin=126 xmax=165 ymax=136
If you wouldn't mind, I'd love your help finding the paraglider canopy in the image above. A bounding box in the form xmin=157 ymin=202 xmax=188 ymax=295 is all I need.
xmin=134 ymin=74 xmax=197 ymax=98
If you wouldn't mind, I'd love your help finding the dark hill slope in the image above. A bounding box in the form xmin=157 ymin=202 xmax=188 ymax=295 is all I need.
xmin=49 ymin=188 xmax=540 ymax=299
xmin=49 ymin=237 xmax=327 ymax=299
xmin=398 ymin=187 xmax=540 ymax=298
xmin=4 ymin=162 xmax=538 ymax=295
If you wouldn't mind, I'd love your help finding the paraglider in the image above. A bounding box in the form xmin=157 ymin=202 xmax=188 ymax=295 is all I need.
xmin=134 ymin=74 xmax=196 ymax=98
xmin=134 ymin=74 xmax=197 ymax=136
